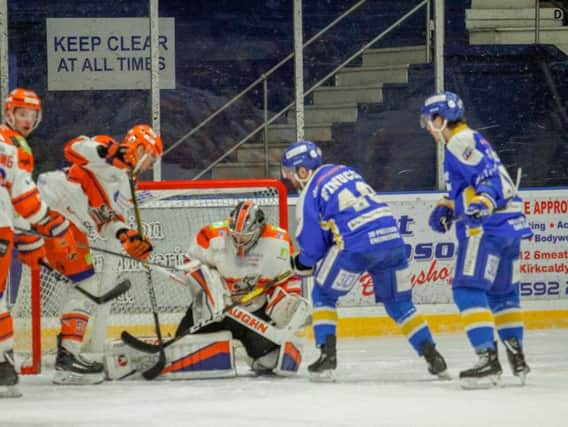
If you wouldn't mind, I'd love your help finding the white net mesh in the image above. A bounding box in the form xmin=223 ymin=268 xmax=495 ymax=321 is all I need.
xmin=11 ymin=180 xmax=285 ymax=373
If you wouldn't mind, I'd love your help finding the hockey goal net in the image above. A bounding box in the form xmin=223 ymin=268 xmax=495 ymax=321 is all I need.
xmin=10 ymin=178 xmax=288 ymax=374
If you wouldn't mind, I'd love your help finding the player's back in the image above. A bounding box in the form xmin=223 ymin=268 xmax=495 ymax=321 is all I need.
xmin=445 ymin=128 xmax=531 ymax=240
xmin=305 ymin=164 xmax=403 ymax=252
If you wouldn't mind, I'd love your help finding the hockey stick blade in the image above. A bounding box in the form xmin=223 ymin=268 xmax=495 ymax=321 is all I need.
xmin=39 ymin=260 xmax=131 ymax=304
xmin=120 ymin=330 xmax=166 ymax=354
xmin=141 ymin=350 xmax=166 ymax=380
xmin=78 ymin=279 xmax=131 ymax=304
xmin=121 ymin=270 xmax=294 ymax=356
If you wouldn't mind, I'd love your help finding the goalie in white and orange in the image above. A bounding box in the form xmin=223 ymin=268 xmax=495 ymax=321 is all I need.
xmin=106 ymin=200 xmax=311 ymax=380
xmin=36 ymin=124 xmax=163 ymax=385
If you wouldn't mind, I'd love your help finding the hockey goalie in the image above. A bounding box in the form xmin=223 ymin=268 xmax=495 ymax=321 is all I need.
xmin=106 ymin=200 xmax=311 ymax=380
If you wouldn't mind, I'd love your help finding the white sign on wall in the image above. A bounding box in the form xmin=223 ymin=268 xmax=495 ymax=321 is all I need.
xmin=46 ymin=18 xmax=176 ymax=91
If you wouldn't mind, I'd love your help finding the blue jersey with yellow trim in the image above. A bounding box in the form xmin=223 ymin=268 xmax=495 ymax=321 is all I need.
xmin=295 ymin=164 xmax=404 ymax=266
xmin=444 ymin=126 xmax=532 ymax=240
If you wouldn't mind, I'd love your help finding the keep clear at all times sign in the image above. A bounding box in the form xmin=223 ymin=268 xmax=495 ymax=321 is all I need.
xmin=46 ymin=18 xmax=176 ymax=91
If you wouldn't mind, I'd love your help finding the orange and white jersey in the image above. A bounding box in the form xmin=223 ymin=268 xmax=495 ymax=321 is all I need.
xmin=37 ymin=135 xmax=131 ymax=239
xmin=0 ymin=124 xmax=34 ymax=173
xmin=188 ymin=221 xmax=302 ymax=311
xmin=0 ymin=135 xmax=47 ymax=228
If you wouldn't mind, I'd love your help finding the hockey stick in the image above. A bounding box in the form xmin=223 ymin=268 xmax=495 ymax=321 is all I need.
xmin=128 ymin=174 xmax=167 ymax=380
xmin=121 ymin=269 xmax=293 ymax=358
xmin=14 ymin=226 xmax=180 ymax=271
xmin=38 ymin=259 xmax=131 ymax=304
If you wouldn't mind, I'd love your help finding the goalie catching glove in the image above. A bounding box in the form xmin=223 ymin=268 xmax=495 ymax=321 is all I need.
xmin=117 ymin=229 xmax=153 ymax=260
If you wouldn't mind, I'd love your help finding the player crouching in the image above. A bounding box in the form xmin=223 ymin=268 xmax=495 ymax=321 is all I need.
xmin=106 ymin=201 xmax=311 ymax=380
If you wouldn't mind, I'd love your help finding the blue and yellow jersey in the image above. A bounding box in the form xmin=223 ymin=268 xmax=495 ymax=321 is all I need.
xmin=444 ymin=124 xmax=532 ymax=240
xmin=295 ymin=164 xmax=403 ymax=266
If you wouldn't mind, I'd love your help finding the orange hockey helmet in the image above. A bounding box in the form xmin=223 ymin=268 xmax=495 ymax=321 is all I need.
xmin=4 ymin=88 xmax=43 ymax=132
xmin=123 ymin=124 xmax=163 ymax=157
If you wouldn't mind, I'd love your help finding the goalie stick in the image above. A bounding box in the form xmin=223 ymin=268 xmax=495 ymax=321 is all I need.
xmin=37 ymin=259 xmax=131 ymax=305
xmin=121 ymin=270 xmax=293 ymax=361
xmin=140 ymin=264 xmax=298 ymax=346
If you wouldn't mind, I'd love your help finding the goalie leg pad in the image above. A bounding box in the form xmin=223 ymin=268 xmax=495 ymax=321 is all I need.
xmin=274 ymin=341 xmax=303 ymax=376
xmin=105 ymin=331 xmax=236 ymax=380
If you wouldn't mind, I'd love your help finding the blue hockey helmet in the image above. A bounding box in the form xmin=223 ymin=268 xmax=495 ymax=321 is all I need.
xmin=420 ymin=91 xmax=465 ymax=128
xmin=281 ymin=140 xmax=322 ymax=190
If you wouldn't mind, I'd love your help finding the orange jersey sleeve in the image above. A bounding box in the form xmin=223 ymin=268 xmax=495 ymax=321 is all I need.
xmin=0 ymin=124 xmax=35 ymax=172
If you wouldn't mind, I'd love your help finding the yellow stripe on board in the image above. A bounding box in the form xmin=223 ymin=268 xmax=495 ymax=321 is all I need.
xmin=15 ymin=311 xmax=568 ymax=354
xmin=299 ymin=310 xmax=568 ymax=339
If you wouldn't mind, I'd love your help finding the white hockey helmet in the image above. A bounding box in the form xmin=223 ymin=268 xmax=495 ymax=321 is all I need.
xmin=228 ymin=200 xmax=265 ymax=256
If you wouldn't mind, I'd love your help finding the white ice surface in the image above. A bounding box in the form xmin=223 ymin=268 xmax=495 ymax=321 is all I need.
xmin=4 ymin=329 xmax=568 ymax=427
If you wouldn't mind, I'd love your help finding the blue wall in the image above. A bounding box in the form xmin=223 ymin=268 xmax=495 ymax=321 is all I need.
xmin=8 ymin=0 xmax=567 ymax=188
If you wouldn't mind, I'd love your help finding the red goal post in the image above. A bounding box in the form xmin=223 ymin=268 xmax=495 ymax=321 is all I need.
xmin=12 ymin=178 xmax=289 ymax=374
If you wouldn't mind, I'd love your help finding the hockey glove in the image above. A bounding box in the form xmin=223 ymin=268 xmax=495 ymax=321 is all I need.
xmin=465 ymin=193 xmax=495 ymax=226
xmin=15 ymin=233 xmax=47 ymax=268
xmin=32 ymin=209 xmax=71 ymax=238
xmin=117 ymin=229 xmax=153 ymax=260
xmin=291 ymin=254 xmax=314 ymax=277
xmin=428 ymin=197 xmax=454 ymax=233
xmin=100 ymin=143 xmax=137 ymax=170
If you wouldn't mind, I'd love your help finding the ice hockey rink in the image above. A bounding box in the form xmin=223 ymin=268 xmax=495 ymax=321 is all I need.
xmin=4 ymin=328 xmax=567 ymax=427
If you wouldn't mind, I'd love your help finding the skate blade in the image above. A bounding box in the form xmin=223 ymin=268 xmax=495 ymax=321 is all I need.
xmin=516 ymin=371 xmax=528 ymax=386
xmin=0 ymin=385 xmax=22 ymax=398
xmin=460 ymin=374 xmax=501 ymax=390
xmin=309 ymin=369 xmax=336 ymax=383
xmin=436 ymin=370 xmax=452 ymax=381
xmin=53 ymin=370 xmax=105 ymax=385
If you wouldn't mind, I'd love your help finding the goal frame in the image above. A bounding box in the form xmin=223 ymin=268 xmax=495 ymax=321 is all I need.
xmin=19 ymin=178 xmax=289 ymax=374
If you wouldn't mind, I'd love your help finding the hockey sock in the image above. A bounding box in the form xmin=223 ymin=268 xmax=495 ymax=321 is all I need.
xmin=488 ymin=285 xmax=524 ymax=344
xmin=311 ymin=286 xmax=339 ymax=346
xmin=59 ymin=278 xmax=96 ymax=354
xmin=453 ymin=287 xmax=496 ymax=351
xmin=384 ymin=299 xmax=433 ymax=355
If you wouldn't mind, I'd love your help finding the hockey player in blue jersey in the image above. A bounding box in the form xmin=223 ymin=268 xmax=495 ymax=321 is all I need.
xmin=421 ymin=91 xmax=532 ymax=389
xmin=280 ymin=140 xmax=448 ymax=382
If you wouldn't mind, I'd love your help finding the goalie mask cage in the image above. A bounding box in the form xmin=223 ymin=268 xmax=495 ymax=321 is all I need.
xmin=10 ymin=178 xmax=288 ymax=374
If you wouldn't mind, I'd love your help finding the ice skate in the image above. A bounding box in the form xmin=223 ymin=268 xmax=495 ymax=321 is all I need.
xmin=503 ymin=337 xmax=530 ymax=385
xmin=459 ymin=346 xmax=502 ymax=389
xmin=308 ymin=335 xmax=337 ymax=382
xmin=53 ymin=335 xmax=105 ymax=385
xmin=0 ymin=351 xmax=21 ymax=398
xmin=420 ymin=341 xmax=450 ymax=380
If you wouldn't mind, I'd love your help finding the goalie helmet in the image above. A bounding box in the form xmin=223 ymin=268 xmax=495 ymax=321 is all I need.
xmin=4 ymin=88 xmax=43 ymax=133
xmin=280 ymin=140 xmax=322 ymax=190
xmin=229 ymin=200 xmax=265 ymax=256
xmin=420 ymin=91 xmax=465 ymax=128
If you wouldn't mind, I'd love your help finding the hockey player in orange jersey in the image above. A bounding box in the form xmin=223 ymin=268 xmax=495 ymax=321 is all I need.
xmin=0 ymin=132 xmax=78 ymax=397
xmin=37 ymin=124 xmax=163 ymax=385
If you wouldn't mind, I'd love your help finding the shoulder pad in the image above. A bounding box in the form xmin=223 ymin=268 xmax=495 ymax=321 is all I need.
xmin=446 ymin=129 xmax=482 ymax=165
xmin=261 ymin=224 xmax=291 ymax=242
